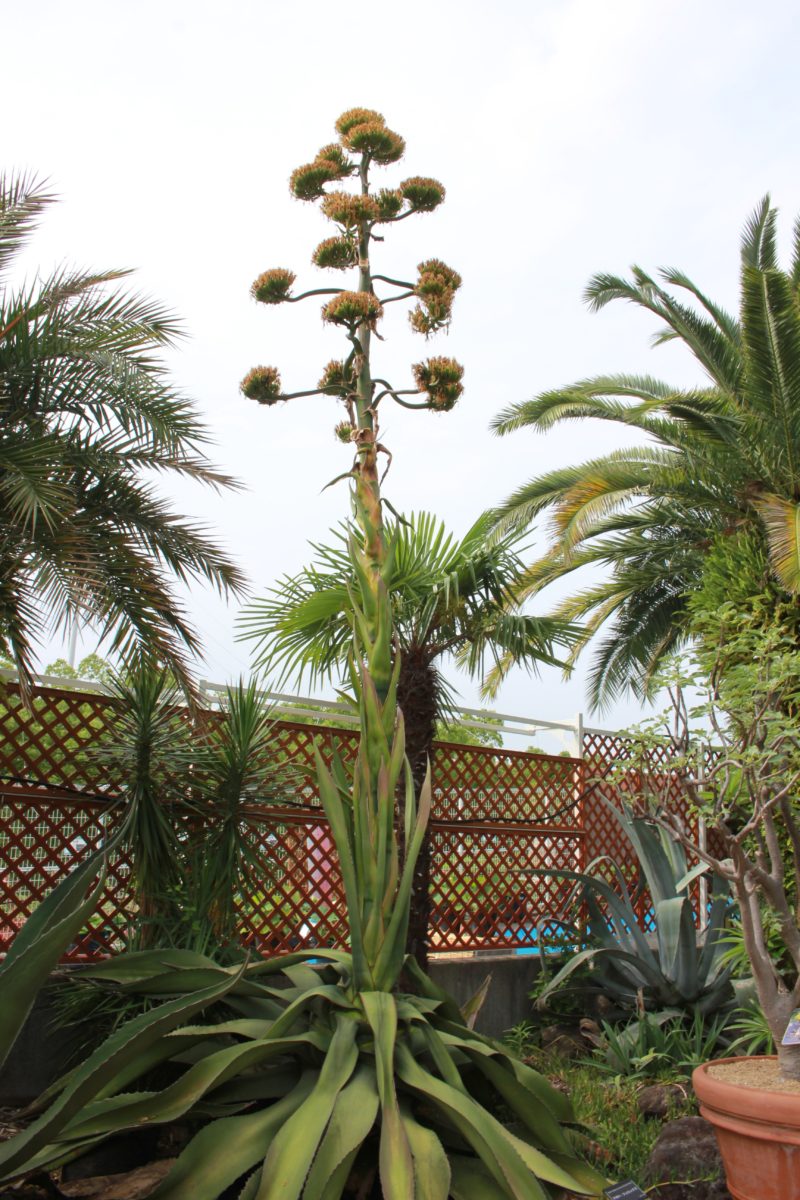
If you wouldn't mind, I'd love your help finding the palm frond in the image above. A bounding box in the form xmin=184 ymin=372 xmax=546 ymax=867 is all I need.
xmin=741 ymin=195 xmax=776 ymax=271
xmin=0 ymin=172 xmax=55 ymax=278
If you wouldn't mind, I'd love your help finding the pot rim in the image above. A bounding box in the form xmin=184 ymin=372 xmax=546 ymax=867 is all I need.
xmin=693 ymin=1055 xmax=800 ymax=1127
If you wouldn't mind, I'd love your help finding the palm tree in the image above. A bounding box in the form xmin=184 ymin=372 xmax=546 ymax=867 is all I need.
xmin=239 ymin=509 xmax=574 ymax=964
xmin=490 ymin=196 xmax=800 ymax=709
xmin=0 ymin=172 xmax=245 ymax=693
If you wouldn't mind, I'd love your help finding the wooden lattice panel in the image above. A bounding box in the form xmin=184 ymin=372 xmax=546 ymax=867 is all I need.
xmin=234 ymin=807 xmax=348 ymax=954
xmin=0 ymin=788 xmax=132 ymax=960
xmin=0 ymin=681 xmax=597 ymax=960
xmin=0 ymin=685 xmax=121 ymax=794
xmin=430 ymin=741 xmax=582 ymax=824
xmin=428 ymin=820 xmax=584 ymax=951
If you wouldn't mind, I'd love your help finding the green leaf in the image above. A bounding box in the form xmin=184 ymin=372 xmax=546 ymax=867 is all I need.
xmin=257 ymin=1016 xmax=359 ymax=1200
xmin=360 ymin=992 xmax=414 ymax=1200
xmin=303 ymin=1064 xmax=380 ymax=1200
xmin=0 ymin=851 xmax=107 ymax=1071
xmin=400 ymin=1106 xmax=450 ymax=1200
xmin=148 ymin=1075 xmax=315 ymax=1200
xmin=0 ymin=964 xmax=248 ymax=1180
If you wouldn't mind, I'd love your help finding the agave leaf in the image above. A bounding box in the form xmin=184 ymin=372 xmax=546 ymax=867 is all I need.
xmin=461 ymin=973 xmax=492 ymax=1030
xmin=0 ymin=853 xmax=107 ymax=1072
xmin=148 ymin=1074 xmax=316 ymax=1200
xmin=396 ymin=1044 xmax=582 ymax=1198
xmin=203 ymin=1066 xmax=302 ymax=1106
xmin=303 ymin=1063 xmax=380 ymax=1200
xmin=238 ymin=1170 xmax=262 ymax=1200
xmin=313 ymin=741 xmax=367 ymax=983
xmin=361 ymin=991 xmax=414 ymax=1200
xmin=258 ymin=1016 xmax=359 ymax=1200
xmin=61 ymin=1030 xmax=329 ymax=1140
xmin=401 ymin=958 xmax=465 ymax=1024
xmin=116 ymin=967 xmax=268 ymax=996
xmin=675 ymin=862 xmax=710 ymax=892
xmin=73 ymin=948 xmax=219 ymax=983
xmin=373 ymin=767 xmax=432 ymax=990
xmin=0 ymin=965 xmax=248 ymax=1180
xmin=281 ymin=963 xmax=323 ymax=993
xmin=245 ymin=949 xmax=353 ymax=977
xmin=400 ymin=1104 xmax=451 ymax=1200
xmin=418 ymin=1023 xmax=470 ymax=1094
xmin=616 ymin=812 xmax=687 ymax=907
xmin=449 ymin=1155 xmax=512 ymax=1200
xmin=460 ymin=1049 xmax=572 ymax=1153
xmin=697 ymin=889 xmax=733 ymax=984
xmin=533 ymin=947 xmax=608 ymax=1009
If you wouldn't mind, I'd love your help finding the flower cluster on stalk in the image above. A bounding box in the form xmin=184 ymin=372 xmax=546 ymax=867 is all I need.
xmin=240 ymin=106 xmax=464 ymax=436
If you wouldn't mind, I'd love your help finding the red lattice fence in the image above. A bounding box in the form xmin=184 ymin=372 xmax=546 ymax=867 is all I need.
xmin=581 ymin=728 xmax=716 ymax=928
xmin=0 ymin=682 xmax=589 ymax=959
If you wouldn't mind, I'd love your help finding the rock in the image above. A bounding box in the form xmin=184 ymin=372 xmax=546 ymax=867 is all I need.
xmin=637 ymin=1081 xmax=690 ymax=1118
xmin=645 ymin=1116 xmax=731 ymax=1199
xmin=60 ymin=1159 xmax=175 ymax=1198
xmin=540 ymin=1024 xmax=587 ymax=1059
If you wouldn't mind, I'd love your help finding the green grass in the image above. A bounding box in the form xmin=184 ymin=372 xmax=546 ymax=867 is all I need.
xmin=510 ymin=1042 xmax=697 ymax=1186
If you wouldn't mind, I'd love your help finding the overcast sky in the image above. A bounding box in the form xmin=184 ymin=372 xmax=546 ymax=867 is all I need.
xmin=5 ymin=0 xmax=800 ymax=747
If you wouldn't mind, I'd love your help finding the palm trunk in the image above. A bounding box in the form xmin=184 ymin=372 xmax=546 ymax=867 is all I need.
xmin=397 ymin=646 xmax=438 ymax=968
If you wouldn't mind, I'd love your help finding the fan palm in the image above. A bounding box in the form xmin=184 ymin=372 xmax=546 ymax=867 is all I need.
xmin=490 ymin=196 xmax=800 ymax=708
xmin=0 ymin=172 xmax=245 ymax=692
xmin=239 ymin=510 xmax=575 ymax=963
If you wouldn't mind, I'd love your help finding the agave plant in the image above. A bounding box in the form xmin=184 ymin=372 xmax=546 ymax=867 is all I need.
xmin=533 ymin=803 xmax=734 ymax=1018
xmin=0 ymin=849 xmax=110 ymax=1076
xmin=0 ymin=109 xmax=605 ymax=1198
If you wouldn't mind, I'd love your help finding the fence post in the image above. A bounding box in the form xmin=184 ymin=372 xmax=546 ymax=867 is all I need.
xmin=573 ymin=712 xmax=584 ymax=760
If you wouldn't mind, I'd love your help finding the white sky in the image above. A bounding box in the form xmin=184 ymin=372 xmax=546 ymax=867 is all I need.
xmin=5 ymin=0 xmax=800 ymax=747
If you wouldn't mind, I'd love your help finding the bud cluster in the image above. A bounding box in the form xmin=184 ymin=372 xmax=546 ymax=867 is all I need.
xmin=409 ymin=258 xmax=462 ymax=336
xmin=240 ymin=365 xmax=282 ymax=405
xmin=335 ymin=109 xmax=405 ymax=164
xmin=312 ymin=236 xmax=358 ymax=271
xmin=321 ymin=191 xmax=380 ymax=229
xmin=399 ymin=177 xmax=446 ymax=212
xmin=318 ymin=359 xmax=356 ymax=394
xmin=251 ymin=268 xmax=296 ymax=305
xmin=334 ymin=419 xmax=356 ymax=443
xmin=290 ymin=143 xmax=355 ymax=202
xmin=412 ymin=356 xmax=464 ymax=411
xmin=323 ymin=291 xmax=383 ymax=329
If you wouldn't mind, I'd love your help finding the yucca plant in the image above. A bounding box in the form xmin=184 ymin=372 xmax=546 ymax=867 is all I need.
xmin=532 ymin=802 xmax=734 ymax=1018
xmin=0 ymin=110 xmax=605 ymax=1198
xmin=193 ymin=678 xmax=299 ymax=948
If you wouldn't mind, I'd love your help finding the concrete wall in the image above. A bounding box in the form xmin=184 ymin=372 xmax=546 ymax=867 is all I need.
xmin=429 ymin=953 xmax=540 ymax=1039
xmin=0 ymin=994 xmax=79 ymax=1105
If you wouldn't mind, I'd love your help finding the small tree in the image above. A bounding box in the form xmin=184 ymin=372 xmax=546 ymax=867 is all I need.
xmin=620 ymin=586 xmax=800 ymax=1080
xmin=240 ymin=510 xmax=572 ymax=966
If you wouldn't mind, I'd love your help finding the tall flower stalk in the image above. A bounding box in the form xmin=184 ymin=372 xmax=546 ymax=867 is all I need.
xmin=241 ymin=107 xmax=463 ymax=993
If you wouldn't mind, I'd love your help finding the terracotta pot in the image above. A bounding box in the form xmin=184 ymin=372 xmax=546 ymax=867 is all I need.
xmin=693 ymin=1056 xmax=800 ymax=1200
